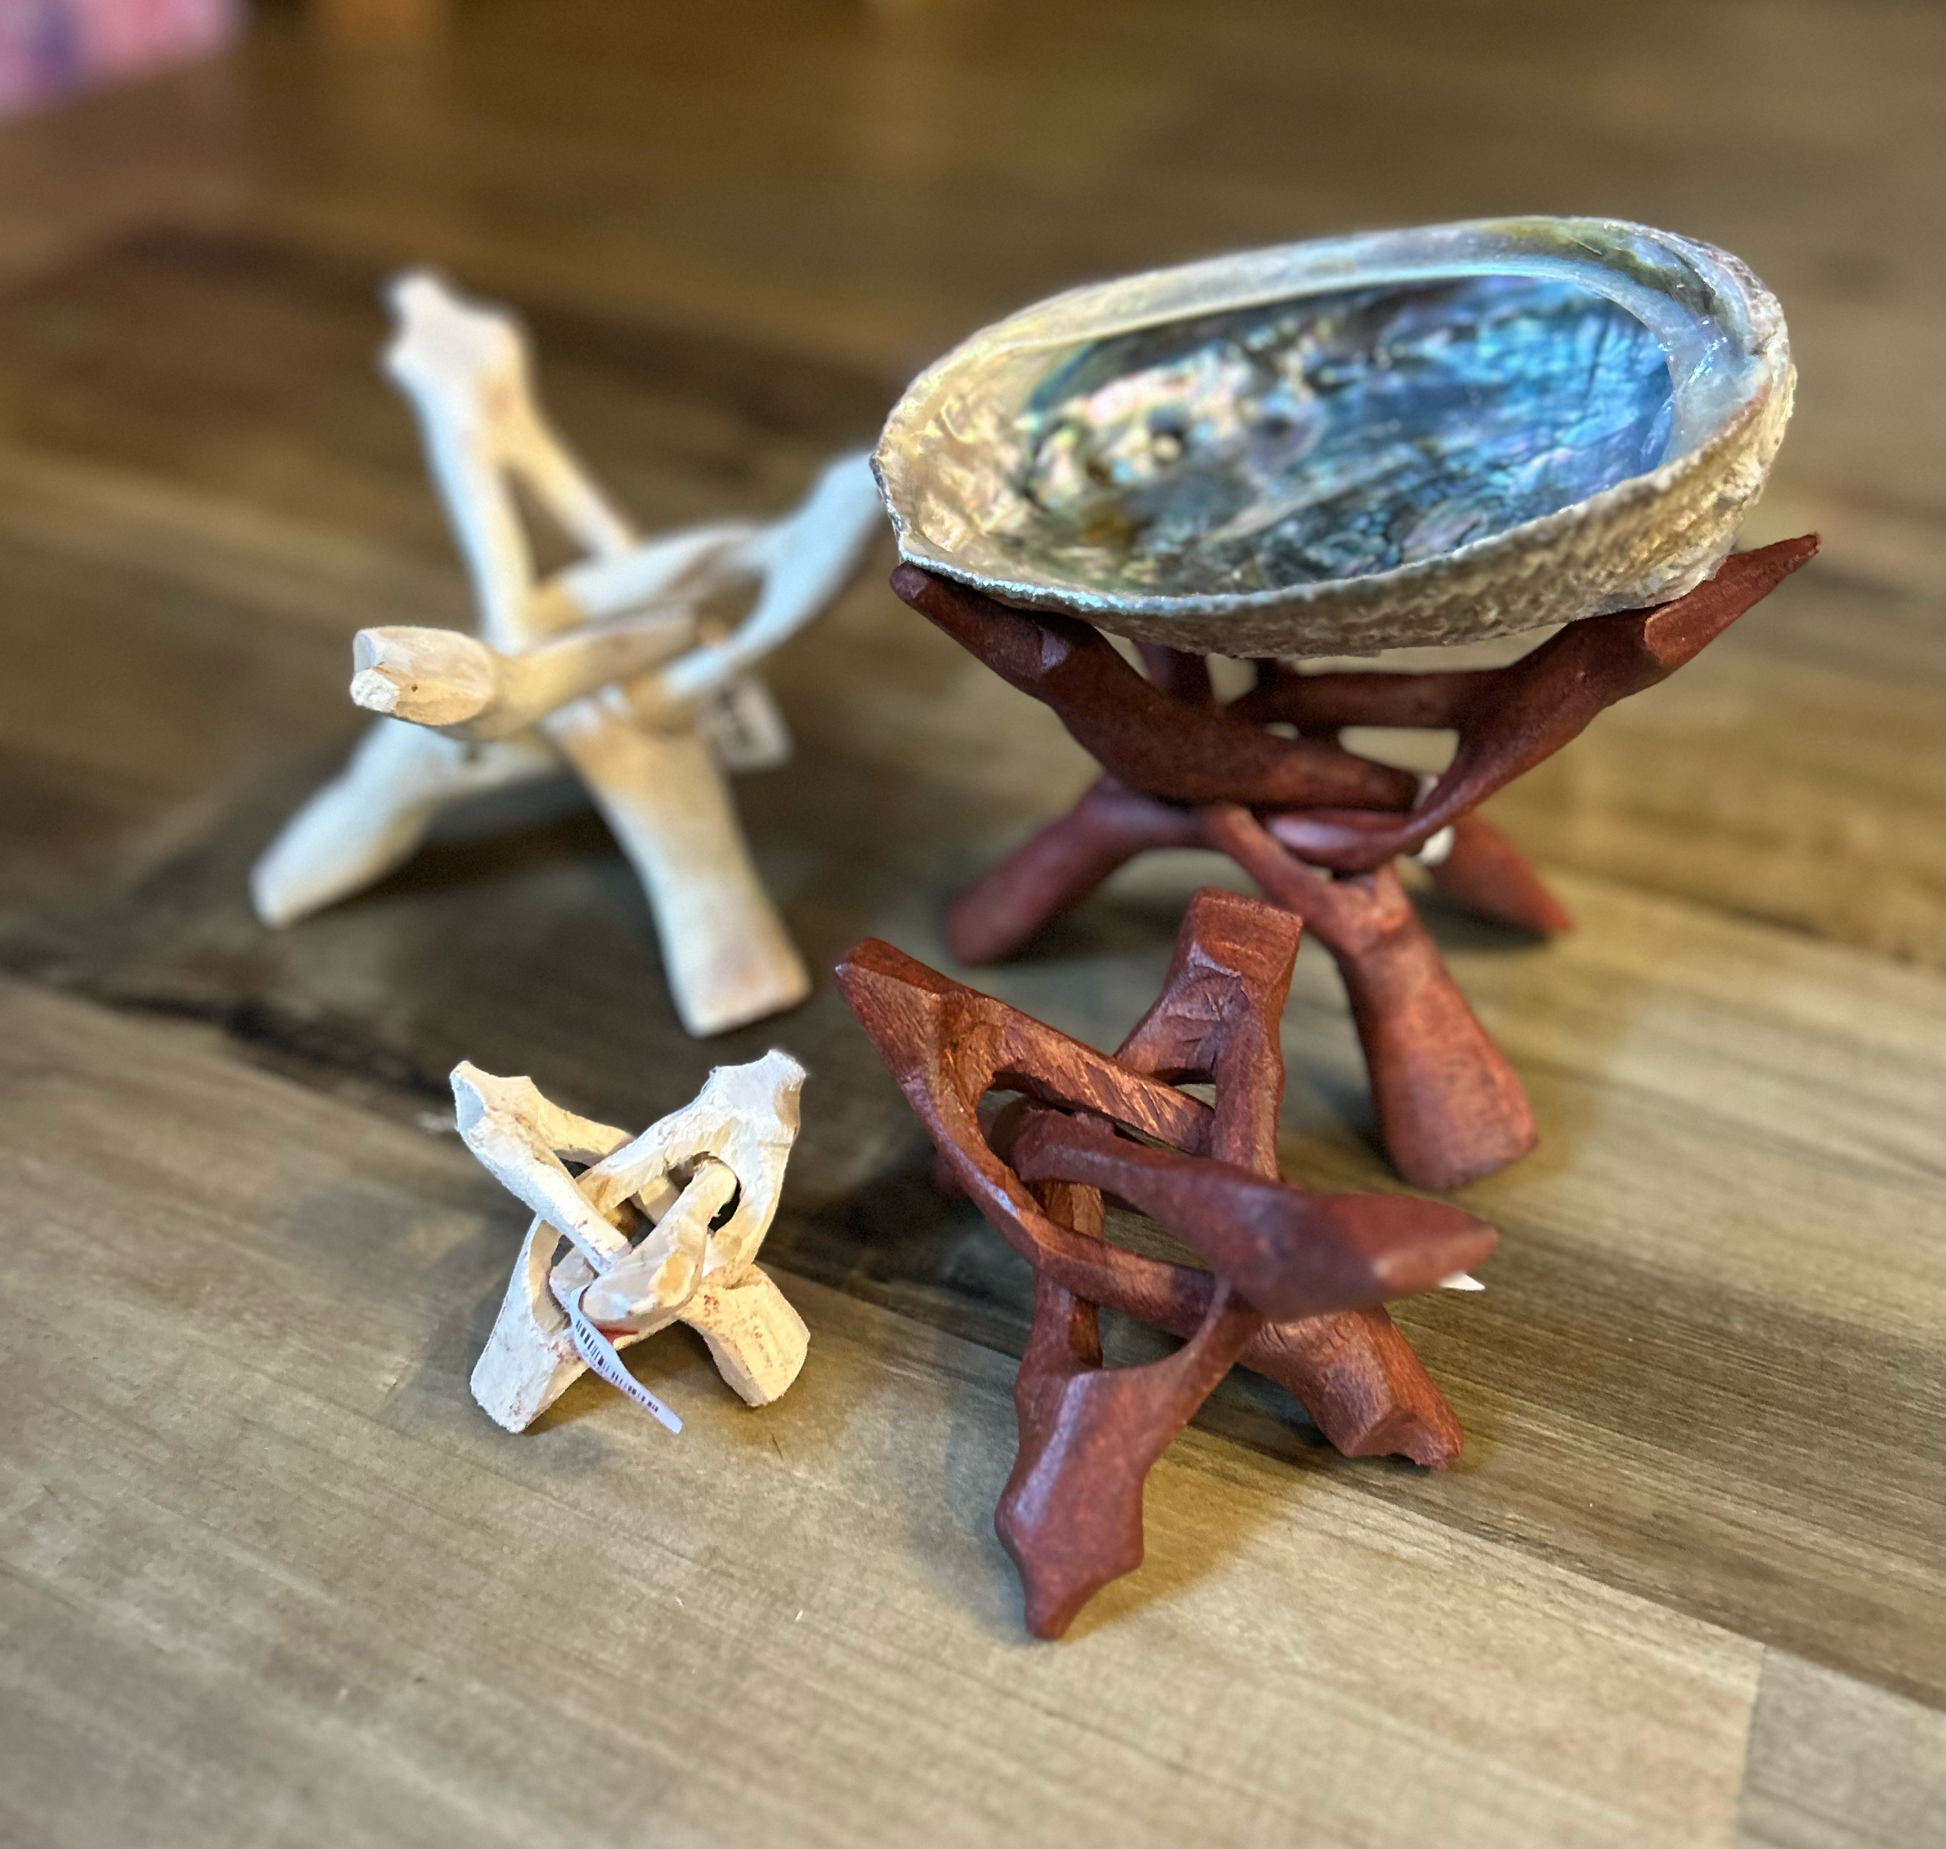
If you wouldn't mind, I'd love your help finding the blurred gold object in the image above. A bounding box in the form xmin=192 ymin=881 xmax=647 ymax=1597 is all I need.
xmin=310 ymin=0 xmax=450 ymax=47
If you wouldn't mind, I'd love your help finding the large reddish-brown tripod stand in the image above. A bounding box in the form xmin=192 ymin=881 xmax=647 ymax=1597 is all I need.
xmin=894 ymin=535 xmax=1817 ymax=1189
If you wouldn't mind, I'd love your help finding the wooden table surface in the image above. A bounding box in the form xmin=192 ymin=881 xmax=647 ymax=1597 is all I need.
xmin=1 ymin=4 xmax=1941 ymax=1844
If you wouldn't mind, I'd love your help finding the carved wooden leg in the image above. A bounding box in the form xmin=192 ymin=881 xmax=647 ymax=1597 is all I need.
xmin=546 ymin=698 xmax=810 ymax=1036
xmin=250 ymin=716 xmax=558 ymax=927
xmin=1242 ymin=1306 xmax=1465 ymax=1465
xmin=944 ymin=777 xmax=1200 ymax=965
xmin=977 ymin=1012 xmax=1468 ymax=1469
xmin=1032 ymin=1234 xmax=1466 ymax=1467
xmin=681 ymin=1267 xmax=811 ymax=1407
xmin=1328 ymin=874 xmax=1537 ymax=1188
xmin=1202 ymin=806 xmax=1535 ymax=1189
xmin=1425 ymin=814 xmax=1574 ymax=936
xmin=996 ymin=1180 xmax=1260 ymax=1638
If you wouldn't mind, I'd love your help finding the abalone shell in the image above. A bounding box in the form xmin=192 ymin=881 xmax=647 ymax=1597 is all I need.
xmin=873 ymin=218 xmax=1793 ymax=656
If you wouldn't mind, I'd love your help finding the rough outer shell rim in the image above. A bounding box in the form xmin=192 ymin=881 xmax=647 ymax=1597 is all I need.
xmin=872 ymin=216 xmax=1794 ymax=656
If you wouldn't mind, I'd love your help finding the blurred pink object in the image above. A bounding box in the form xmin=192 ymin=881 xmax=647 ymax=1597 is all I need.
xmin=0 ymin=0 xmax=239 ymax=117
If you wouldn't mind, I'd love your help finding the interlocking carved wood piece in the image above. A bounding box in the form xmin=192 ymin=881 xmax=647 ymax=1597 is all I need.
xmin=251 ymin=270 xmax=883 ymax=1036
xmin=836 ymin=889 xmax=1496 ymax=1637
xmin=893 ymin=536 xmax=1818 ymax=1188
xmin=459 ymin=1050 xmax=810 ymax=1434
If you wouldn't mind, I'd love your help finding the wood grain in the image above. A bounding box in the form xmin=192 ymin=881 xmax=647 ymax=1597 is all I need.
xmin=1737 ymin=1652 xmax=1946 ymax=1848
xmin=0 ymin=977 xmax=1765 ymax=1849
xmin=0 ymin=1 xmax=1938 ymax=1840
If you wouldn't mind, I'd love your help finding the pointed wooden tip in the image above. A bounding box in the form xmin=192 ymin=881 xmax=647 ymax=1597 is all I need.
xmin=888 ymin=560 xmax=937 ymax=607
xmin=349 ymin=626 xmax=498 ymax=727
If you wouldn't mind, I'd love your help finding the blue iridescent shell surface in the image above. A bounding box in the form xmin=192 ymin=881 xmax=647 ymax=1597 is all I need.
xmin=875 ymin=219 xmax=1793 ymax=656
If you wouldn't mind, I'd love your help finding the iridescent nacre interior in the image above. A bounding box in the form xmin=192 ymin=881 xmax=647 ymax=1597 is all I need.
xmin=991 ymin=275 xmax=1675 ymax=598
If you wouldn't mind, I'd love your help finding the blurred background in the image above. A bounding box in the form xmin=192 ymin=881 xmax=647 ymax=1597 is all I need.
xmin=3 ymin=0 xmax=1937 ymax=576
xmin=0 ymin=0 xmax=1938 ymax=972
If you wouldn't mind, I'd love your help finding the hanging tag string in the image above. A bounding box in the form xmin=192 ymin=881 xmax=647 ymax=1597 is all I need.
xmin=563 ymin=1283 xmax=683 ymax=1434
